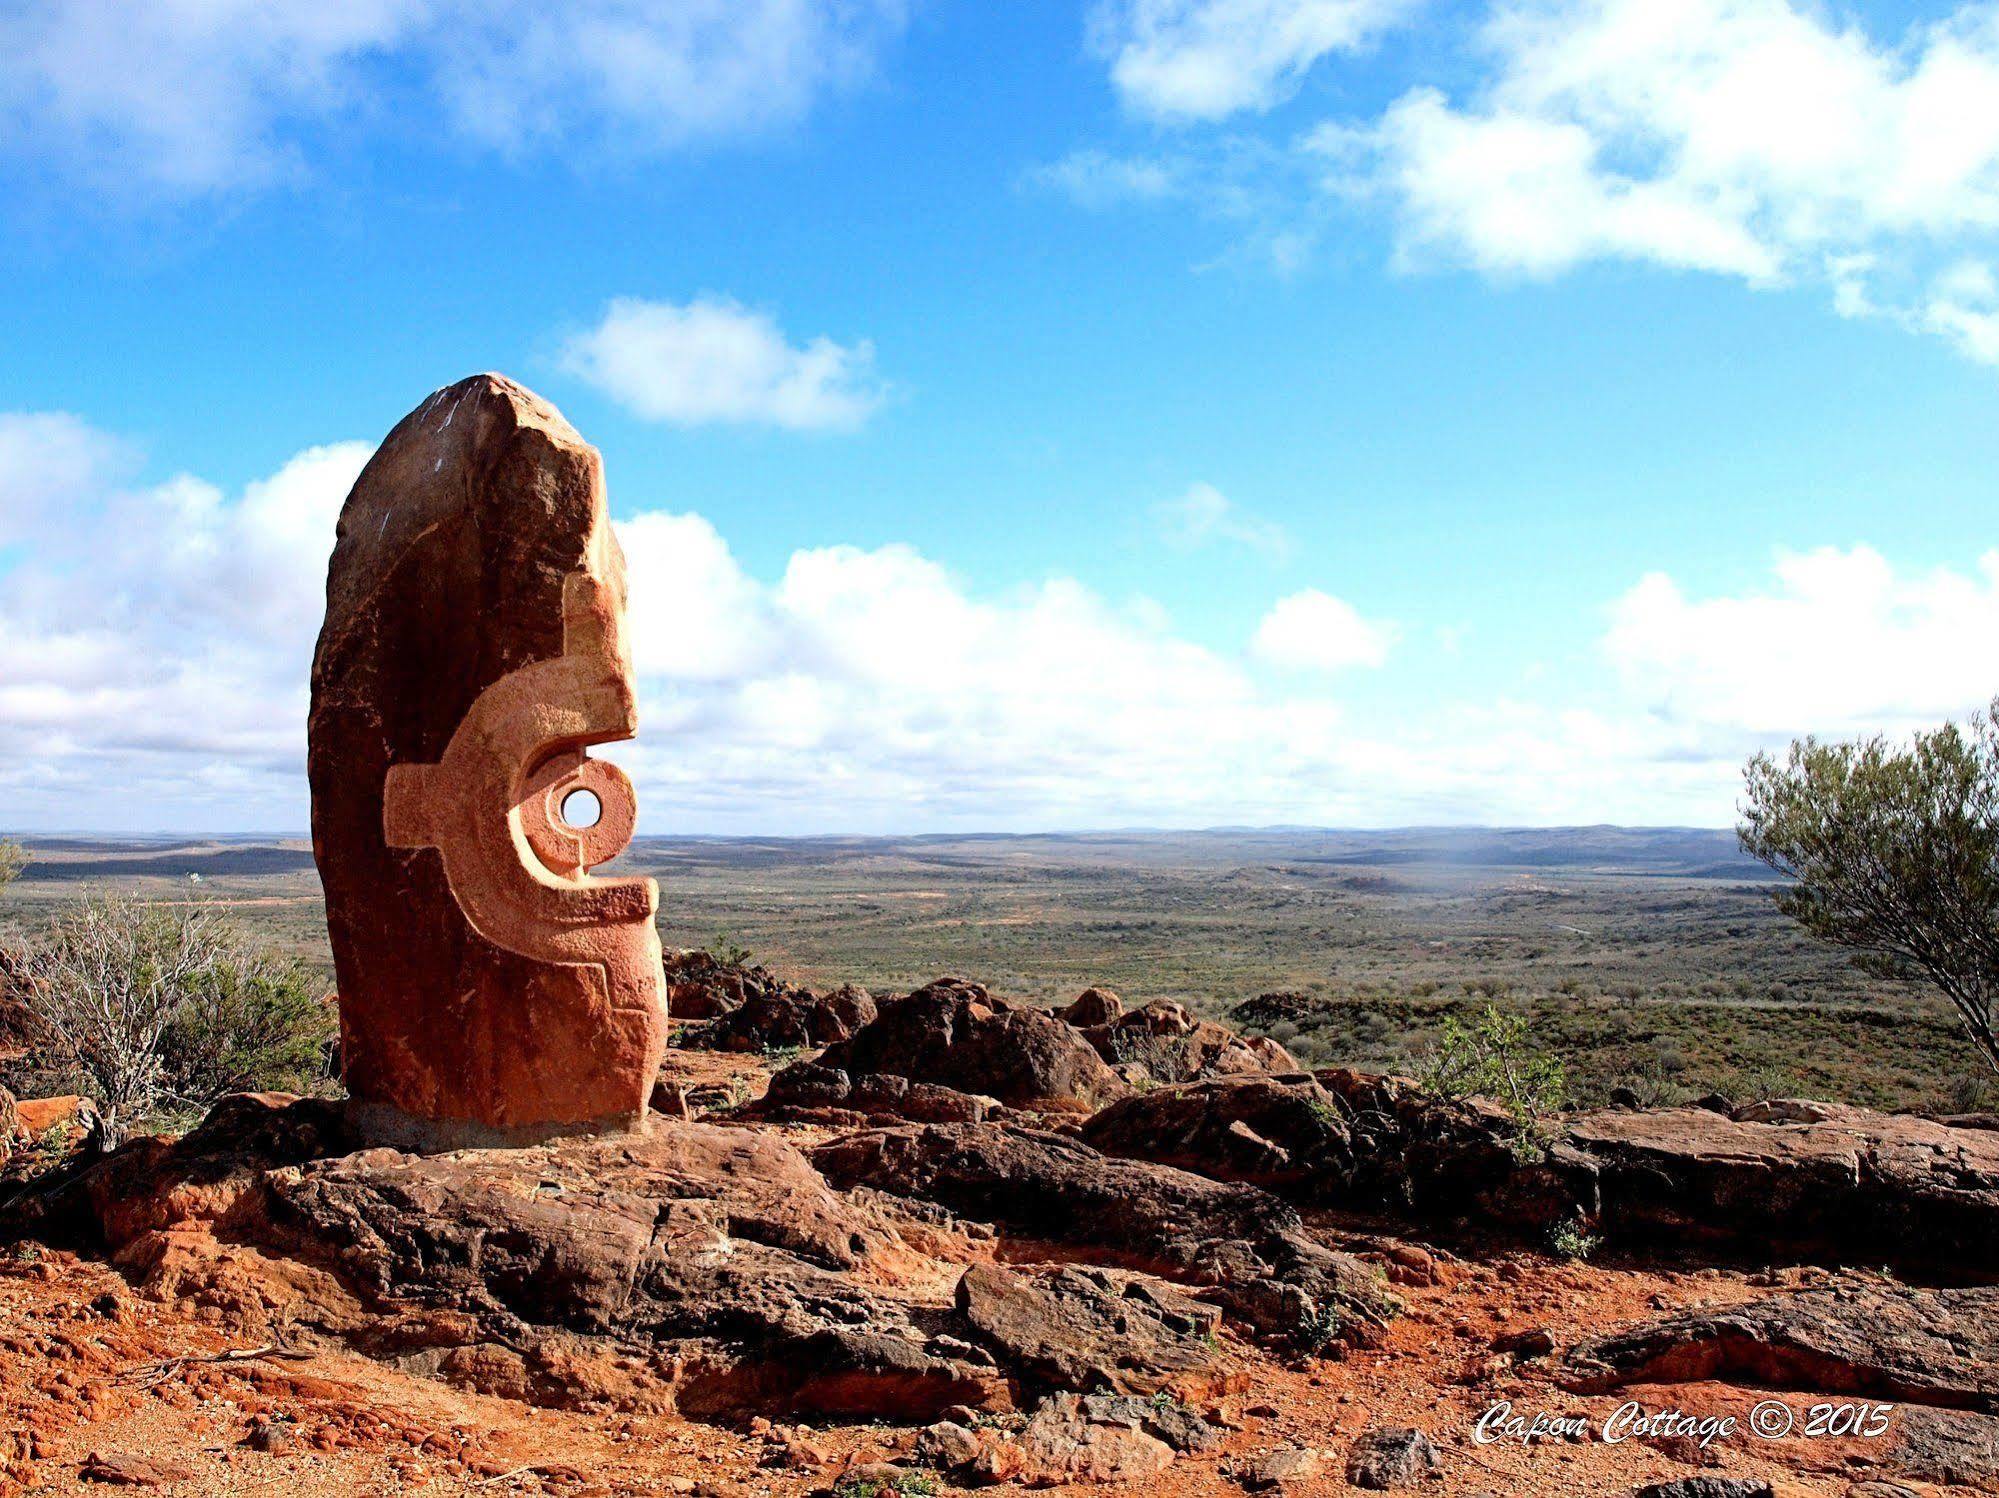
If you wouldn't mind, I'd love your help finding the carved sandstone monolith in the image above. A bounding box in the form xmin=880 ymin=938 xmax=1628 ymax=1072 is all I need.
xmin=309 ymin=374 xmax=666 ymax=1148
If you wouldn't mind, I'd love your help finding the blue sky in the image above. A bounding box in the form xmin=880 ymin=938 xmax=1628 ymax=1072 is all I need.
xmin=2 ymin=0 xmax=1997 ymax=834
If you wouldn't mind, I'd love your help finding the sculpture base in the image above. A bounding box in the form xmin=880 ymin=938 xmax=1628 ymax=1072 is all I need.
xmin=344 ymin=1098 xmax=651 ymax=1154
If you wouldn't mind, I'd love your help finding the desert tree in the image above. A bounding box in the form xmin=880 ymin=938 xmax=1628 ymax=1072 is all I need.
xmin=0 ymin=838 xmax=25 ymax=894
xmin=1739 ymin=703 xmax=1999 ymax=1077
xmin=18 ymin=894 xmax=331 ymax=1144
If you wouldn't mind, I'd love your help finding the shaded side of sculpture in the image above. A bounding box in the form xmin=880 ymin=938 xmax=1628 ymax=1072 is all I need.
xmin=308 ymin=374 xmax=666 ymax=1149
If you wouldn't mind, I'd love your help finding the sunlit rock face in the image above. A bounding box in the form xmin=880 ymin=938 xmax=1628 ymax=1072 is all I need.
xmin=308 ymin=374 xmax=666 ymax=1149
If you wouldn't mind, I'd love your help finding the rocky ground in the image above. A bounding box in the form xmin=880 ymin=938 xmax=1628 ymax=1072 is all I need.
xmin=0 ymin=958 xmax=1994 ymax=1498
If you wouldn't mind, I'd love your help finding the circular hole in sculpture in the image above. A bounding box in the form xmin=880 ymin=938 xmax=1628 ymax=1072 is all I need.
xmin=560 ymin=788 xmax=603 ymax=830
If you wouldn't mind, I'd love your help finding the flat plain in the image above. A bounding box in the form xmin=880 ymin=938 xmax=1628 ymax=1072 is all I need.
xmin=2 ymin=825 xmax=1982 ymax=1112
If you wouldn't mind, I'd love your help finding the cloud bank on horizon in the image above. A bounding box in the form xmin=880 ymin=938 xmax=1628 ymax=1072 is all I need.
xmin=1 ymin=1 xmax=1997 ymax=832
xmin=1 ymin=407 xmax=1994 ymax=833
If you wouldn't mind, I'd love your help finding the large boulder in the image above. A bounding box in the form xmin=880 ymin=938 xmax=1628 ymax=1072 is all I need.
xmin=1080 ymin=1073 xmax=1351 ymax=1193
xmin=1057 ymin=988 xmax=1124 ymax=1027
xmin=309 ymin=375 xmax=666 ymax=1149
xmin=813 ymin=978 xmax=1127 ymax=1114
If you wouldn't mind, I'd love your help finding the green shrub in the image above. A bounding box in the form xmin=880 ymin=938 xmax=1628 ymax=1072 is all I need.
xmin=1420 ymin=1002 xmax=1568 ymax=1158
xmin=159 ymin=956 xmax=333 ymax=1111
xmin=1547 ymin=1214 xmax=1601 ymax=1262
xmin=710 ymin=932 xmax=755 ymax=968
xmin=0 ymin=839 xmax=26 ymax=894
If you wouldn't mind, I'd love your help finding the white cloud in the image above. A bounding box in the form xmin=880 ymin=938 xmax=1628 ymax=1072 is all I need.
xmin=0 ymin=0 xmax=906 ymax=199
xmin=560 ymin=297 xmax=885 ymax=431
xmin=1155 ymin=481 xmax=1291 ymax=557
xmin=0 ymin=411 xmax=135 ymax=547
xmin=1352 ymin=0 xmax=1999 ymax=356
xmin=1071 ymin=0 xmax=1999 ymax=365
xmin=1025 ymin=149 xmax=1184 ymax=208
xmin=1252 ymin=587 xmax=1393 ymax=671
xmin=1090 ymin=0 xmax=1421 ymax=121
xmin=0 ymin=423 xmax=370 ymax=825
xmin=1605 ymin=546 xmax=1999 ymax=738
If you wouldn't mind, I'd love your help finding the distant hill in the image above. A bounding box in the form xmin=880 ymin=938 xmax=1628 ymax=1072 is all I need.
xmin=12 ymin=825 xmax=1769 ymax=882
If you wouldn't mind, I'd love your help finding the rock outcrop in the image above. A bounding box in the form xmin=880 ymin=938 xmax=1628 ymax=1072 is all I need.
xmin=309 ymin=375 xmax=667 ymax=1149
xmin=1079 ymin=1073 xmax=1350 ymax=1193
xmin=812 ymin=1122 xmax=1394 ymax=1348
xmin=810 ymin=979 xmax=1128 ymax=1113
xmin=1074 ymin=998 xmax=1299 ymax=1085
xmin=676 ymin=984 xmax=876 ymax=1054
xmin=749 ymin=1063 xmax=996 ymax=1126
xmin=662 ymin=949 xmax=795 ymax=1021
xmin=1562 ymin=1285 xmax=1999 ymax=1411
xmin=5 ymin=1091 xmax=1308 ymax=1428
xmin=1569 ymin=1101 xmax=1999 ymax=1267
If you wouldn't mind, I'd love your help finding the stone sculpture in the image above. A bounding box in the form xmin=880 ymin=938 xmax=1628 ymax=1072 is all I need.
xmin=308 ymin=374 xmax=666 ymax=1148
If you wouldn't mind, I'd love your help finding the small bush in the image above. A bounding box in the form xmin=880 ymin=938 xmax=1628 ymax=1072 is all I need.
xmin=710 ymin=932 xmax=755 ymax=968
xmin=0 ymin=839 xmax=26 ymax=893
xmin=1420 ymin=1002 xmax=1568 ymax=1158
xmin=836 ymin=1473 xmax=938 ymax=1498
xmin=1547 ymin=1214 xmax=1601 ymax=1262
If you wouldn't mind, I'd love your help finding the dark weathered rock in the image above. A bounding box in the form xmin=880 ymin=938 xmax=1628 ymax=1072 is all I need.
xmin=678 ymin=985 xmax=877 ymax=1054
xmin=1491 ymin=1325 xmax=1557 ymax=1359
xmin=1633 ymin=1480 xmax=1772 ymax=1498
xmin=1079 ymin=1074 xmax=1349 ymax=1192
xmin=812 ymin=1123 xmax=1394 ymax=1349
xmin=1313 ymin=1068 xmax=1600 ymax=1230
xmin=1300 ymin=1070 xmax=1999 ymax=1273
xmin=814 ymin=979 xmax=1127 ymax=1113
xmin=1057 ymin=988 xmax=1124 ymax=1027
xmin=1080 ymin=999 xmax=1298 ymax=1085
xmin=1562 ymin=1286 xmax=1999 ymax=1410
xmin=1569 ymin=1103 xmax=1999 ymax=1269
xmin=663 ymin=949 xmax=789 ymax=1020
xmin=954 ymin=1262 xmax=1234 ymax=1399
xmin=753 ymin=1064 xmax=995 ymax=1125
xmin=1885 ymin=1408 xmax=1999 ymax=1490
xmin=309 ymin=375 xmax=666 ymax=1148
xmin=1344 ymin=1426 xmax=1440 ymax=1489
